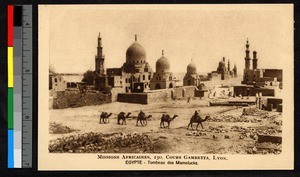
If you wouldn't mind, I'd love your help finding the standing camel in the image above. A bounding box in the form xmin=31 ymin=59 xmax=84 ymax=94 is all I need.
xmin=160 ymin=114 xmax=178 ymax=128
xmin=99 ymin=112 xmax=113 ymax=124
xmin=136 ymin=111 xmax=152 ymax=127
xmin=187 ymin=111 xmax=210 ymax=130
xmin=117 ymin=112 xmax=131 ymax=125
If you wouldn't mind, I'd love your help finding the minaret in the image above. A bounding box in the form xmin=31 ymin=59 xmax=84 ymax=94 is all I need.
xmin=95 ymin=33 xmax=105 ymax=75
xmin=253 ymin=51 xmax=258 ymax=69
xmin=233 ymin=63 xmax=237 ymax=77
xmin=244 ymin=38 xmax=251 ymax=69
xmin=228 ymin=59 xmax=231 ymax=71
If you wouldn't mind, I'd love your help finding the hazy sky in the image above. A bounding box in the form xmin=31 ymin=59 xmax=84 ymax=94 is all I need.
xmin=40 ymin=5 xmax=293 ymax=74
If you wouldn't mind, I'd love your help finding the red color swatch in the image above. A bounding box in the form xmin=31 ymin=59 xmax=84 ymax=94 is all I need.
xmin=8 ymin=5 xmax=14 ymax=47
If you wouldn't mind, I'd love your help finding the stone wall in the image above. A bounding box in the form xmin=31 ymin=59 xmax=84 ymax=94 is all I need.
xmin=53 ymin=90 xmax=111 ymax=109
xmin=117 ymin=93 xmax=148 ymax=104
xmin=195 ymin=90 xmax=208 ymax=98
xmin=117 ymin=86 xmax=196 ymax=104
xmin=148 ymin=89 xmax=172 ymax=103
xmin=173 ymin=86 xmax=195 ymax=98
xmin=110 ymin=87 xmax=124 ymax=102
xmin=234 ymin=86 xmax=275 ymax=97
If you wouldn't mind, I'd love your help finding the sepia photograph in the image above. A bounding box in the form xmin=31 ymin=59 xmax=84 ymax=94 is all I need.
xmin=38 ymin=4 xmax=294 ymax=170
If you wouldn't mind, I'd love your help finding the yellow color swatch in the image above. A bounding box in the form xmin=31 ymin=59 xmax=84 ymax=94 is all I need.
xmin=8 ymin=47 xmax=13 ymax=87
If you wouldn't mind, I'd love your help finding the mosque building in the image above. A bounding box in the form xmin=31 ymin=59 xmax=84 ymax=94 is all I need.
xmin=204 ymin=57 xmax=237 ymax=81
xmin=183 ymin=59 xmax=201 ymax=87
xmin=94 ymin=34 xmax=153 ymax=93
xmin=216 ymin=57 xmax=236 ymax=80
xmin=241 ymin=39 xmax=282 ymax=87
xmin=150 ymin=50 xmax=176 ymax=90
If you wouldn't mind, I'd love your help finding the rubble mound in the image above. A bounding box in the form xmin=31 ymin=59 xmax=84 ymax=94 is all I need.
xmin=242 ymin=108 xmax=269 ymax=117
xmin=151 ymin=139 xmax=171 ymax=153
xmin=246 ymin=142 xmax=282 ymax=155
xmin=49 ymin=122 xmax=77 ymax=134
xmin=49 ymin=132 xmax=153 ymax=153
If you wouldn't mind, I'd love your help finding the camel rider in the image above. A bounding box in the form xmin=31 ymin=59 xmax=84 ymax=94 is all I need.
xmin=193 ymin=110 xmax=200 ymax=117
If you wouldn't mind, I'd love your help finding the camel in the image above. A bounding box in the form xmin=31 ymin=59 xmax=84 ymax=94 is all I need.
xmin=117 ymin=112 xmax=131 ymax=125
xmin=136 ymin=111 xmax=152 ymax=127
xmin=160 ymin=114 xmax=178 ymax=128
xmin=99 ymin=112 xmax=113 ymax=124
xmin=187 ymin=111 xmax=210 ymax=130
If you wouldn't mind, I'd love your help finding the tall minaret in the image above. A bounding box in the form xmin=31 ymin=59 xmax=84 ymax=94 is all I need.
xmin=253 ymin=51 xmax=258 ymax=69
xmin=95 ymin=33 xmax=105 ymax=75
xmin=244 ymin=38 xmax=251 ymax=69
xmin=233 ymin=63 xmax=237 ymax=77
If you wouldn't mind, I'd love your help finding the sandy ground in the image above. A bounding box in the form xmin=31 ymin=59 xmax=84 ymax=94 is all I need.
xmin=49 ymin=97 xmax=282 ymax=154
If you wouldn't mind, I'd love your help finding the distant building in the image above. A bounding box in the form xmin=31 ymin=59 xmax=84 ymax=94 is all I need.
xmin=150 ymin=50 xmax=176 ymax=90
xmin=50 ymin=74 xmax=84 ymax=92
xmin=94 ymin=34 xmax=153 ymax=93
xmin=183 ymin=59 xmax=201 ymax=87
xmin=216 ymin=57 xmax=236 ymax=80
xmin=241 ymin=39 xmax=282 ymax=88
xmin=203 ymin=57 xmax=237 ymax=81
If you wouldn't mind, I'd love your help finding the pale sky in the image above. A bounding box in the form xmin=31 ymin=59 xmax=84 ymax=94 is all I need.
xmin=39 ymin=5 xmax=293 ymax=74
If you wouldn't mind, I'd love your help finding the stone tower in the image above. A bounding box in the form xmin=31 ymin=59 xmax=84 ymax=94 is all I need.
xmin=233 ymin=63 xmax=237 ymax=77
xmin=253 ymin=51 xmax=258 ymax=70
xmin=95 ymin=33 xmax=105 ymax=75
xmin=228 ymin=59 xmax=230 ymax=71
xmin=244 ymin=38 xmax=251 ymax=70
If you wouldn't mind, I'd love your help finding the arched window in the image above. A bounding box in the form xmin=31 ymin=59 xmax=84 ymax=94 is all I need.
xmin=169 ymin=83 xmax=173 ymax=88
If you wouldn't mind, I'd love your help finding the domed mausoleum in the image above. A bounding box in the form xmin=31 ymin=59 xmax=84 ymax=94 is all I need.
xmin=125 ymin=41 xmax=146 ymax=64
xmin=216 ymin=57 xmax=234 ymax=80
xmin=150 ymin=50 xmax=176 ymax=90
xmin=95 ymin=34 xmax=153 ymax=93
xmin=183 ymin=59 xmax=201 ymax=87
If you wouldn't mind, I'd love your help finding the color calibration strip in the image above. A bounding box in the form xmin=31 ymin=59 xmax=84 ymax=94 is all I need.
xmin=7 ymin=5 xmax=15 ymax=168
xmin=7 ymin=5 xmax=33 ymax=168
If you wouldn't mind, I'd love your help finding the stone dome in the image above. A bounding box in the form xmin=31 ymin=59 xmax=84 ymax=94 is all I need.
xmin=187 ymin=62 xmax=197 ymax=74
xmin=126 ymin=42 xmax=146 ymax=64
xmin=156 ymin=51 xmax=170 ymax=73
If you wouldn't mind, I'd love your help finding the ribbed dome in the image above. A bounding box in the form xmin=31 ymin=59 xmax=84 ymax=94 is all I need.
xmin=187 ymin=62 xmax=197 ymax=74
xmin=156 ymin=56 xmax=170 ymax=73
xmin=126 ymin=42 xmax=146 ymax=64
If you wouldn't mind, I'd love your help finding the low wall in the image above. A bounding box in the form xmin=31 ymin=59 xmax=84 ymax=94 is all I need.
xmin=148 ymin=90 xmax=172 ymax=104
xmin=117 ymin=93 xmax=148 ymax=104
xmin=234 ymin=86 xmax=275 ymax=97
xmin=195 ymin=90 xmax=208 ymax=98
xmin=111 ymin=87 xmax=124 ymax=102
xmin=117 ymin=86 xmax=196 ymax=104
xmin=53 ymin=91 xmax=111 ymax=109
